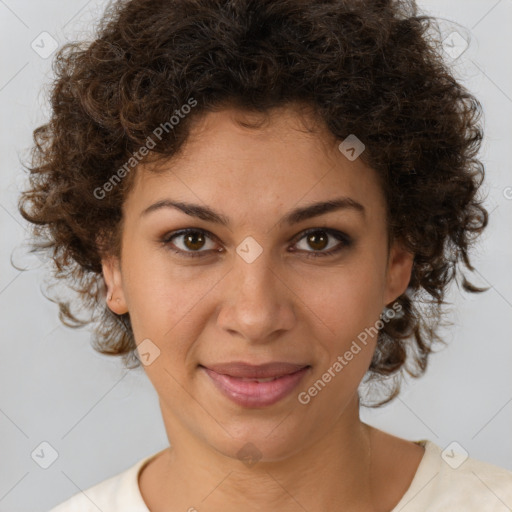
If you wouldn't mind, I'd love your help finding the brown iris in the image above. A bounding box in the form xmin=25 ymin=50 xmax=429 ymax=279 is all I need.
xmin=306 ymin=231 xmax=329 ymax=251
xmin=184 ymin=231 xmax=206 ymax=251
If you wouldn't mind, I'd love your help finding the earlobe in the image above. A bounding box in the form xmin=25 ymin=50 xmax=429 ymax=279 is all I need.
xmin=384 ymin=242 xmax=414 ymax=306
xmin=101 ymin=256 xmax=129 ymax=315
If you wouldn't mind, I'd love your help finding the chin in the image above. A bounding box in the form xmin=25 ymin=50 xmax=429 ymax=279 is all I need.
xmin=199 ymin=416 xmax=315 ymax=465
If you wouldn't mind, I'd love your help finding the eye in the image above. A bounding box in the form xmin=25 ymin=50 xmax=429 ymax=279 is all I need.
xmin=161 ymin=227 xmax=352 ymax=259
xmin=291 ymin=228 xmax=352 ymax=259
xmin=161 ymin=229 xmax=220 ymax=258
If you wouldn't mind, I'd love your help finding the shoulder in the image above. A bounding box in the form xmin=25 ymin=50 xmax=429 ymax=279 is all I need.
xmin=393 ymin=440 xmax=512 ymax=511
xmin=47 ymin=453 xmax=157 ymax=512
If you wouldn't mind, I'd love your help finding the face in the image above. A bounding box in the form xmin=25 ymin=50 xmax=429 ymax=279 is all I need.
xmin=102 ymin=104 xmax=413 ymax=462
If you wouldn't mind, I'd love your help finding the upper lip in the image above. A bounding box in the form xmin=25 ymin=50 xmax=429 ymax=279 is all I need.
xmin=201 ymin=362 xmax=309 ymax=379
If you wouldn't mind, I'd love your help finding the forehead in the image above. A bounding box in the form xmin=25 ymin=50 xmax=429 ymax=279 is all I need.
xmin=124 ymin=106 xmax=386 ymax=227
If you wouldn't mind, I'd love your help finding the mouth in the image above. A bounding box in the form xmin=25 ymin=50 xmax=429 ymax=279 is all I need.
xmin=199 ymin=362 xmax=311 ymax=408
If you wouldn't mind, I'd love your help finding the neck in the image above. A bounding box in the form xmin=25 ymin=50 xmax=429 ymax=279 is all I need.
xmin=144 ymin=396 xmax=381 ymax=512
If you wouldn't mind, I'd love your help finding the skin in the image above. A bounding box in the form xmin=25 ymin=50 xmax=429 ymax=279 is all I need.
xmin=102 ymin=104 xmax=425 ymax=511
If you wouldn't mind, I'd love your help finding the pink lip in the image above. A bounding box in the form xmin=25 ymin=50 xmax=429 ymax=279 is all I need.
xmin=204 ymin=361 xmax=307 ymax=379
xmin=201 ymin=362 xmax=310 ymax=408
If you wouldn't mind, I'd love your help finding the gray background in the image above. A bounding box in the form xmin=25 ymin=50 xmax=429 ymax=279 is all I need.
xmin=1 ymin=0 xmax=511 ymax=510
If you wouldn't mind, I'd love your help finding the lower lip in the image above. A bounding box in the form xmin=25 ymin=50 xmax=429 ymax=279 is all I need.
xmin=201 ymin=366 xmax=310 ymax=408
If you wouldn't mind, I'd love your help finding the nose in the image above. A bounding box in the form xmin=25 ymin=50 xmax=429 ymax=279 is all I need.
xmin=216 ymin=245 xmax=297 ymax=344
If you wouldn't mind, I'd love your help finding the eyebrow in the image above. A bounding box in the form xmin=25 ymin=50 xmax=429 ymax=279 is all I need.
xmin=140 ymin=196 xmax=365 ymax=226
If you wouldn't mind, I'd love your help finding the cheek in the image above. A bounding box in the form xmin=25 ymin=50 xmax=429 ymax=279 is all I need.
xmin=121 ymin=245 xmax=217 ymax=334
xmin=307 ymin=261 xmax=386 ymax=345
xmin=299 ymin=269 xmax=384 ymax=409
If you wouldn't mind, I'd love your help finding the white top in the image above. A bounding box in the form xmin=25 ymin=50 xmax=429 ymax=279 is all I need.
xmin=48 ymin=440 xmax=512 ymax=511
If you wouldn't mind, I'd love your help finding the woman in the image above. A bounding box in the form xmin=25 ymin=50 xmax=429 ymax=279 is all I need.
xmin=19 ymin=0 xmax=512 ymax=510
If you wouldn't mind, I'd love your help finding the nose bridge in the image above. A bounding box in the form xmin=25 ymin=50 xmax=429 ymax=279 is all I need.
xmin=238 ymin=248 xmax=277 ymax=303
xmin=217 ymin=239 xmax=295 ymax=341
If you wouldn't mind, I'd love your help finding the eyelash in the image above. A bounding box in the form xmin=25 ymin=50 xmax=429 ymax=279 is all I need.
xmin=160 ymin=228 xmax=352 ymax=259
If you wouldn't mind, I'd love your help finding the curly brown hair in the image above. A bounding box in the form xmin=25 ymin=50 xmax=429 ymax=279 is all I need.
xmin=18 ymin=0 xmax=488 ymax=406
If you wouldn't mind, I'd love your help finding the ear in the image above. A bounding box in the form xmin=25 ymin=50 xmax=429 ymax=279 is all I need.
xmin=102 ymin=255 xmax=129 ymax=315
xmin=383 ymin=239 xmax=414 ymax=306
